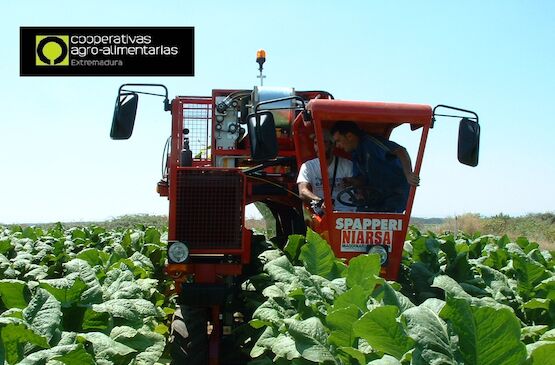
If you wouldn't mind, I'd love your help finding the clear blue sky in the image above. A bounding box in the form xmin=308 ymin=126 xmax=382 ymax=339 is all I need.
xmin=1 ymin=0 xmax=554 ymax=223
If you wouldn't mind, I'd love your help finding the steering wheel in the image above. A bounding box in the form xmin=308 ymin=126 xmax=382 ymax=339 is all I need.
xmin=336 ymin=186 xmax=383 ymax=209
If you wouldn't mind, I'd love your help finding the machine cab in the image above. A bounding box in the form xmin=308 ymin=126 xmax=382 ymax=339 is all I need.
xmin=293 ymin=99 xmax=471 ymax=279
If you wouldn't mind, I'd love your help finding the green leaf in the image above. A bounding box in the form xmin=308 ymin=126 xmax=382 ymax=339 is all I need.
xmin=271 ymin=333 xmax=301 ymax=360
xmin=402 ymin=306 xmax=456 ymax=365
xmin=77 ymin=332 xmax=137 ymax=364
xmin=264 ymin=256 xmax=297 ymax=284
xmin=0 ymin=320 xmax=50 ymax=364
xmin=23 ymin=288 xmax=62 ymax=344
xmin=0 ymin=280 xmax=29 ymax=309
xmin=92 ymin=299 xmax=162 ymax=324
xmin=434 ymin=276 xmax=527 ymax=365
xmin=39 ymin=274 xmax=87 ymax=307
xmin=299 ymin=229 xmax=338 ymax=280
xmin=110 ymin=326 xmax=165 ymax=365
xmin=102 ymin=268 xmax=144 ymax=300
xmin=382 ymin=282 xmax=415 ymax=313
xmin=284 ymin=317 xmax=336 ymax=363
xmin=82 ymin=308 xmax=112 ymax=332
xmin=353 ymin=305 xmax=413 ymax=360
xmin=251 ymin=326 xmax=278 ymax=358
xmin=333 ymin=286 xmax=369 ymax=313
xmin=367 ymin=355 xmax=402 ymax=364
xmin=284 ymin=235 xmax=306 ymax=263
xmin=521 ymin=325 xmax=549 ymax=343
xmin=76 ymin=248 xmax=110 ymax=268
xmin=251 ymin=298 xmax=293 ymax=329
xmin=540 ymin=329 xmax=555 ymax=341
xmin=336 ymin=347 xmax=369 ymax=365
xmin=508 ymin=244 xmax=551 ymax=297
xmin=346 ymin=254 xmax=381 ymax=292
xmin=18 ymin=344 xmax=95 ymax=365
xmin=327 ymin=305 xmax=360 ymax=348
xmin=526 ymin=341 xmax=555 ymax=364
xmin=63 ymin=259 xmax=103 ymax=304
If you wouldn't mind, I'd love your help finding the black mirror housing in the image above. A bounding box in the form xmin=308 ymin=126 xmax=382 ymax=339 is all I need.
xmin=458 ymin=117 xmax=480 ymax=167
xmin=110 ymin=92 xmax=139 ymax=140
xmin=247 ymin=111 xmax=278 ymax=161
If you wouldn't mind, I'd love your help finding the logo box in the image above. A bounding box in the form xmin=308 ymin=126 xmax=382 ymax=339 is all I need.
xmin=21 ymin=27 xmax=194 ymax=76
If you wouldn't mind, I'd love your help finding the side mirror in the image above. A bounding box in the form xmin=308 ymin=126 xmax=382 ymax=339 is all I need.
xmin=247 ymin=111 xmax=278 ymax=161
xmin=458 ymin=117 xmax=480 ymax=167
xmin=110 ymin=92 xmax=138 ymax=140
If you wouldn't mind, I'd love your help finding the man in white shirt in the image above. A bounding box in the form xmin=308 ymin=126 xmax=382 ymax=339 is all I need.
xmin=297 ymin=130 xmax=356 ymax=214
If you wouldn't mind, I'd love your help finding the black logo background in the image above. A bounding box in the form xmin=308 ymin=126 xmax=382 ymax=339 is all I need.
xmin=21 ymin=27 xmax=194 ymax=76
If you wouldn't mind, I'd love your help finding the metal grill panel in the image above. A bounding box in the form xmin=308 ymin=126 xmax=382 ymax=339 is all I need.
xmin=183 ymin=102 xmax=212 ymax=160
xmin=175 ymin=170 xmax=243 ymax=250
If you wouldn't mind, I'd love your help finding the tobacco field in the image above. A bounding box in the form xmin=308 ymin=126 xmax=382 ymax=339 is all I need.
xmin=0 ymin=224 xmax=554 ymax=364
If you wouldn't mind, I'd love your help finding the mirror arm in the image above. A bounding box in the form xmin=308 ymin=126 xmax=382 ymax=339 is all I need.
xmin=118 ymin=83 xmax=171 ymax=111
xmin=432 ymin=104 xmax=479 ymax=127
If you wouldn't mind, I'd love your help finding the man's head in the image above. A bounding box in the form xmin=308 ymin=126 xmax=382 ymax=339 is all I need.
xmin=312 ymin=130 xmax=334 ymax=159
xmin=330 ymin=121 xmax=362 ymax=152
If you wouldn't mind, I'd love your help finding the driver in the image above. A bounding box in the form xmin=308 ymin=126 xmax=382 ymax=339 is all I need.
xmin=330 ymin=121 xmax=420 ymax=213
xmin=297 ymin=130 xmax=356 ymax=214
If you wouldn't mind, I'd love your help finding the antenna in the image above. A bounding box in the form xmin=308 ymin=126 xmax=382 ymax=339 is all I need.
xmin=256 ymin=49 xmax=266 ymax=86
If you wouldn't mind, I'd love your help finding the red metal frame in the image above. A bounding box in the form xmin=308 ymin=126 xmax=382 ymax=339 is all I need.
xmin=295 ymin=99 xmax=432 ymax=279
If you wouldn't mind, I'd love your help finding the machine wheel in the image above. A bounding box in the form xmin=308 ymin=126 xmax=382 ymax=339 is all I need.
xmin=170 ymin=305 xmax=208 ymax=365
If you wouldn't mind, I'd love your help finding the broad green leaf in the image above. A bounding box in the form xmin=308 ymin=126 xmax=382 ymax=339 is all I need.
xmin=284 ymin=317 xmax=336 ymax=363
xmin=284 ymin=234 xmax=306 ymax=262
xmin=521 ymin=325 xmax=549 ymax=343
xmin=76 ymin=248 xmax=110 ymax=268
xmin=251 ymin=326 xmax=278 ymax=358
xmin=0 ymin=239 xmax=13 ymax=255
xmin=82 ymin=308 xmax=112 ymax=332
xmin=402 ymin=306 xmax=456 ymax=365
xmin=92 ymin=299 xmax=162 ymax=324
xmin=434 ymin=276 xmax=527 ymax=365
xmin=264 ymin=256 xmax=297 ymax=284
xmin=420 ymin=298 xmax=445 ymax=315
xmin=353 ymin=305 xmax=413 ymax=360
xmin=507 ymin=244 xmax=551 ymax=297
xmin=367 ymin=355 xmax=402 ymax=364
xmin=345 ymin=254 xmax=381 ymax=292
xmin=271 ymin=333 xmax=301 ymax=360
xmin=0 ymin=321 xmax=49 ymax=364
xmin=0 ymin=279 xmax=29 ymax=309
xmin=63 ymin=259 xmax=103 ymax=304
xmin=251 ymin=297 xmax=293 ymax=329
xmin=102 ymin=268 xmax=143 ymax=300
xmin=23 ymin=288 xmax=62 ymax=344
xmin=523 ymin=298 xmax=550 ymax=310
xmin=333 ymin=286 xmax=369 ymax=312
xmin=526 ymin=341 xmax=555 ymax=365
xmin=144 ymin=227 xmax=161 ymax=244
xmin=382 ymin=282 xmax=415 ymax=313
xmin=299 ymin=229 xmax=337 ymax=280
xmin=129 ymin=252 xmax=155 ymax=272
xmin=77 ymin=332 xmax=137 ymax=364
xmin=39 ymin=274 xmax=87 ymax=306
xmin=327 ymin=305 xmax=360 ymax=348
xmin=110 ymin=326 xmax=165 ymax=365
xmin=336 ymin=347 xmax=370 ymax=365
xmin=18 ymin=344 xmax=95 ymax=365
xmin=539 ymin=328 xmax=555 ymax=341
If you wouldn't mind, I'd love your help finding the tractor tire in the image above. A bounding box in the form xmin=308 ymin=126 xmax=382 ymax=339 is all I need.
xmin=170 ymin=305 xmax=208 ymax=365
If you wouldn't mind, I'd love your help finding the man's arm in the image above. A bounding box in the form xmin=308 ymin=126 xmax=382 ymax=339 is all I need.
xmin=298 ymin=182 xmax=322 ymax=204
xmin=391 ymin=147 xmax=420 ymax=186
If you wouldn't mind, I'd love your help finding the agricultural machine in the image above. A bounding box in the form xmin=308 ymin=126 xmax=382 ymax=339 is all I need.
xmin=110 ymin=50 xmax=480 ymax=364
